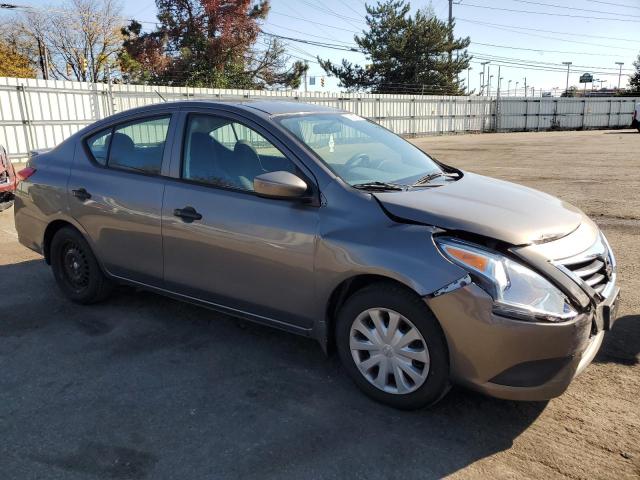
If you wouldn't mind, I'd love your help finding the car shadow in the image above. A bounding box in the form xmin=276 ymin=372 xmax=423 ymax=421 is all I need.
xmin=596 ymin=314 xmax=640 ymax=366
xmin=2 ymin=259 xmax=546 ymax=479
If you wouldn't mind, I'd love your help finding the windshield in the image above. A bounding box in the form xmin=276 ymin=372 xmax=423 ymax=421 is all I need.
xmin=278 ymin=113 xmax=443 ymax=187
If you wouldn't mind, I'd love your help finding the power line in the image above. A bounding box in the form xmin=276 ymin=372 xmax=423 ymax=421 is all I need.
xmin=268 ymin=23 xmax=358 ymax=46
xmin=471 ymin=41 xmax=631 ymax=57
xmin=261 ymin=31 xmax=359 ymax=52
xmin=468 ymin=52 xmax=633 ymax=72
xmin=459 ymin=2 xmax=640 ymax=23
xmin=295 ymin=0 xmax=363 ymax=24
xmin=271 ymin=11 xmax=357 ymax=32
xmin=457 ymin=18 xmax=638 ymax=51
xmin=585 ymin=0 xmax=639 ymax=8
xmin=456 ymin=17 xmax=638 ymax=43
xmin=509 ymin=0 xmax=640 ymax=18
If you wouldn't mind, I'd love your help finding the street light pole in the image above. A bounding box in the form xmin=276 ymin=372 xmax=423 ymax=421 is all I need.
xmin=508 ymin=80 xmax=512 ymax=96
xmin=524 ymin=77 xmax=527 ymax=97
xmin=615 ymin=62 xmax=624 ymax=90
xmin=516 ymin=81 xmax=519 ymax=96
xmin=562 ymin=61 xmax=572 ymax=94
xmin=467 ymin=66 xmax=472 ymax=94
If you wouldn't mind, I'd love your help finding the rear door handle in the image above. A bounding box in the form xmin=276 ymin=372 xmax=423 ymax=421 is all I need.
xmin=72 ymin=188 xmax=91 ymax=201
xmin=173 ymin=206 xmax=202 ymax=222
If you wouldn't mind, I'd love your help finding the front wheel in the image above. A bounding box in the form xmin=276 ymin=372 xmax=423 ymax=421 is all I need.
xmin=336 ymin=283 xmax=450 ymax=410
xmin=50 ymin=226 xmax=113 ymax=304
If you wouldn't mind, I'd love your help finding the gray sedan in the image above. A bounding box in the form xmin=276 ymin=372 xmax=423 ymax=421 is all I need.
xmin=14 ymin=101 xmax=620 ymax=409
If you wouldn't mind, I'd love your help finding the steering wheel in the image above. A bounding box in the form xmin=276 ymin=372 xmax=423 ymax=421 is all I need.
xmin=345 ymin=153 xmax=371 ymax=170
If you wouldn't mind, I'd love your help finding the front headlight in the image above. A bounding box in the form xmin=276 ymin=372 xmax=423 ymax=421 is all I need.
xmin=436 ymin=238 xmax=577 ymax=323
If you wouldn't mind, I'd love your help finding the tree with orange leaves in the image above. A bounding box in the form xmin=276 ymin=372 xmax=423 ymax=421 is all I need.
xmin=120 ymin=0 xmax=307 ymax=89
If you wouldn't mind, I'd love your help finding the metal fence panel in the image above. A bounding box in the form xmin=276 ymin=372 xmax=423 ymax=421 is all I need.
xmin=0 ymin=76 xmax=637 ymax=161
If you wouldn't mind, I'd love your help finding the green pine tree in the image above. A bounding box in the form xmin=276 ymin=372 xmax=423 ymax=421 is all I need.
xmin=319 ymin=1 xmax=471 ymax=94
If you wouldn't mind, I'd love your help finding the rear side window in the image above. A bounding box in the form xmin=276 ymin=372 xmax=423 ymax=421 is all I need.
xmin=87 ymin=129 xmax=111 ymax=166
xmin=85 ymin=116 xmax=171 ymax=175
xmin=109 ymin=117 xmax=170 ymax=174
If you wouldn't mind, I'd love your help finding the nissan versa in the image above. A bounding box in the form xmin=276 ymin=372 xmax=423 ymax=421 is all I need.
xmin=14 ymin=101 xmax=620 ymax=409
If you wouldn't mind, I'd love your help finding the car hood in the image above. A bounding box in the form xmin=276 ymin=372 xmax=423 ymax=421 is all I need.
xmin=373 ymin=172 xmax=585 ymax=245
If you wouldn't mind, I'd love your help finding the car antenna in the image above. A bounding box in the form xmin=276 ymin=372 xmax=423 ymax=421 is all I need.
xmin=154 ymin=90 xmax=167 ymax=102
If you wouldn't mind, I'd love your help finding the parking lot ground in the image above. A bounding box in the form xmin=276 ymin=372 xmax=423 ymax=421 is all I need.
xmin=1 ymin=129 xmax=639 ymax=479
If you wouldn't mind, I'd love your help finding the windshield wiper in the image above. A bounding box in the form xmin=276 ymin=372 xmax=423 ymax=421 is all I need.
xmin=412 ymin=172 xmax=445 ymax=186
xmin=352 ymin=181 xmax=406 ymax=191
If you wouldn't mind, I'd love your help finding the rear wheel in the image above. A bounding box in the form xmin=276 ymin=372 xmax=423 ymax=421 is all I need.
xmin=336 ymin=283 xmax=450 ymax=410
xmin=50 ymin=227 xmax=113 ymax=304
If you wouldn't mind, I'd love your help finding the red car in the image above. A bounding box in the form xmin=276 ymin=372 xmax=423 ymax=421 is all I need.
xmin=0 ymin=145 xmax=17 ymax=211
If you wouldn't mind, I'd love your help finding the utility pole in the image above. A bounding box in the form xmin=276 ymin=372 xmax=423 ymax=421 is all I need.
xmin=524 ymin=77 xmax=527 ymax=97
xmin=487 ymin=66 xmax=491 ymax=96
xmin=479 ymin=72 xmax=483 ymax=96
xmin=508 ymin=80 xmax=512 ymax=96
xmin=448 ymin=0 xmax=453 ymax=63
xmin=615 ymin=62 xmax=624 ymax=90
xmin=496 ymin=65 xmax=502 ymax=97
xmin=516 ymin=81 xmax=519 ymax=96
xmin=467 ymin=66 xmax=472 ymax=94
xmin=488 ymin=75 xmax=493 ymax=97
xmin=562 ymin=61 xmax=572 ymax=94
xmin=480 ymin=61 xmax=490 ymax=95
xmin=36 ymin=37 xmax=49 ymax=80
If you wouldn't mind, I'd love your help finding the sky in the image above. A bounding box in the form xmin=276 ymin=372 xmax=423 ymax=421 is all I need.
xmin=7 ymin=0 xmax=640 ymax=95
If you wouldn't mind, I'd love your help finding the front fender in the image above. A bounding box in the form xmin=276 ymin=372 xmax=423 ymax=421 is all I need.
xmin=310 ymin=181 xmax=468 ymax=344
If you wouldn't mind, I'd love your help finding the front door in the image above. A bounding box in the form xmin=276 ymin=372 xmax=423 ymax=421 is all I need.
xmin=162 ymin=112 xmax=319 ymax=329
xmin=68 ymin=114 xmax=173 ymax=286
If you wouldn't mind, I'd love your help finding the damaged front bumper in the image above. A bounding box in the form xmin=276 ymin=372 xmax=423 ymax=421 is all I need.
xmin=425 ymin=281 xmax=620 ymax=401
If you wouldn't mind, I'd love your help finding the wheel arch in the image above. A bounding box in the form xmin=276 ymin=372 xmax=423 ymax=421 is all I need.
xmin=43 ymin=219 xmax=83 ymax=265
xmin=323 ymin=274 xmax=425 ymax=354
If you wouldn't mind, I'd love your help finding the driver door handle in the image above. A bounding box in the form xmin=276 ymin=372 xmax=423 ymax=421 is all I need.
xmin=173 ymin=206 xmax=202 ymax=222
xmin=72 ymin=188 xmax=91 ymax=201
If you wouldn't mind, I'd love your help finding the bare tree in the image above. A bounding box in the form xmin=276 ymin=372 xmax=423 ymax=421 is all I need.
xmin=19 ymin=0 xmax=124 ymax=82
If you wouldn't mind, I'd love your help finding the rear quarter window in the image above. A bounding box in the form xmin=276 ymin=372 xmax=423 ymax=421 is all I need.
xmin=86 ymin=129 xmax=112 ymax=166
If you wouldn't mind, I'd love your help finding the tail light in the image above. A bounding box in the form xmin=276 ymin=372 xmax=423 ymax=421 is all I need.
xmin=17 ymin=167 xmax=36 ymax=182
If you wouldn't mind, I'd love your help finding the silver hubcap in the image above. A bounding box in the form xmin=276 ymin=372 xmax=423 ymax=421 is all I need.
xmin=350 ymin=308 xmax=430 ymax=395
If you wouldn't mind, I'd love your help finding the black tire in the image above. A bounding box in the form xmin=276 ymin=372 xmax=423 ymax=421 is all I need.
xmin=50 ymin=226 xmax=113 ymax=304
xmin=336 ymin=283 xmax=450 ymax=410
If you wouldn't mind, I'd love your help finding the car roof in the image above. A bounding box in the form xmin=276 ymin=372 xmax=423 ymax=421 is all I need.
xmin=106 ymin=100 xmax=340 ymax=121
xmin=240 ymin=100 xmax=340 ymax=116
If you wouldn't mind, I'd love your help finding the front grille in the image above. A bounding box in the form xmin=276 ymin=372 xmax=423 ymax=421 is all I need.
xmin=557 ymin=233 xmax=614 ymax=297
xmin=562 ymin=257 xmax=608 ymax=294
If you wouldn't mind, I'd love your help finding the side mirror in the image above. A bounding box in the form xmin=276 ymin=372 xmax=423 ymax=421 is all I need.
xmin=254 ymin=171 xmax=308 ymax=199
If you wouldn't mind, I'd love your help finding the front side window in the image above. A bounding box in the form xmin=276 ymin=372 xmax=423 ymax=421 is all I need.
xmin=278 ymin=113 xmax=443 ymax=187
xmin=182 ymin=114 xmax=294 ymax=191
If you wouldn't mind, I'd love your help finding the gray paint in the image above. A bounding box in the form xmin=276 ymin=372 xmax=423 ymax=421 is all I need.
xmin=374 ymin=172 xmax=585 ymax=245
xmin=13 ymin=100 xmax=618 ymax=401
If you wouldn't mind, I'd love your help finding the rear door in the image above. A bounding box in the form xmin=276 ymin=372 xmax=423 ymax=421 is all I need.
xmin=161 ymin=109 xmax=320 ymax=330
xmin=69 ymin=113 xmax=176 ymax=286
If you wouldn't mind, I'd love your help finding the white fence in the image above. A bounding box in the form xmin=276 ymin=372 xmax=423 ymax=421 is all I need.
xmin=0 ymin=76 xmax=637 ymax=161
